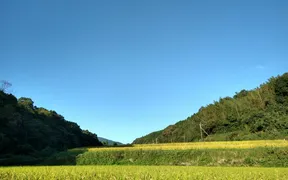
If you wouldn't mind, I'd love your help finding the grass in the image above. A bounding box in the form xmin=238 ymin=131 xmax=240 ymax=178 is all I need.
xmin=75 ymin=147 xmax=288 ymax=166
xmin=1 ymin=166 xmax=288 ymax=180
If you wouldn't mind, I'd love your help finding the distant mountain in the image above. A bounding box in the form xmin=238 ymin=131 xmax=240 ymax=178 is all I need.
xmin=133 ymin=72 xmax=288 ymax=144
xmin=98 ymin=137 xmax=123 ymax=145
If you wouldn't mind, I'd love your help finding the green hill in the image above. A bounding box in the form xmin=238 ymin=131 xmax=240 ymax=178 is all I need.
xmin=133 ymin=73 xmax=288 ymax=144
xmin=0 ymin=85 xmax=102 ymax=165
xmin=98 ymin=137 xmax=123 ymax=146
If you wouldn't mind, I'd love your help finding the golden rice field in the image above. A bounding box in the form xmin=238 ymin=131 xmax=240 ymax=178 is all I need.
xmin=1 ymin=166 xmax=288 ymax=180
xmin=75 ymin=140 xmax=288 ymax=152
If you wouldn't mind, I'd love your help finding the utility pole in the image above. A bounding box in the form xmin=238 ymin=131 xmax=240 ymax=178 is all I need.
xmin=199 ymin=122 xmax=203 ymax=141
xmin=199 ymin=122 xmax=209 ymax=141
xmin=183 ymin=134 xmax=186 ymax=142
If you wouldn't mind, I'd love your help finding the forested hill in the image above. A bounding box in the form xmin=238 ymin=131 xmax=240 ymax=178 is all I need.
xmin=0 ymin=87 xmax=102 ymax=165
xmin=133 ymin=73 xmax=288 ymax=144
xmin=98 ymin=137 xmax=123 ymax=146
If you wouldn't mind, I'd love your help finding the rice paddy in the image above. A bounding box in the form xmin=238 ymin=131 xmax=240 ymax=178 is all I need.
xmin=73 ymin=140 xmax=288 ymax=152
xmin=1 ymin=166 xmax=288 ymax=180
xmin=2 ymin=140 xmax=288 ymax=179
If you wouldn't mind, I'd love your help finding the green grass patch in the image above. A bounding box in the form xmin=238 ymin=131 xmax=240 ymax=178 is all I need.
xmin=76 ymin=147 xmax=288 ymax=167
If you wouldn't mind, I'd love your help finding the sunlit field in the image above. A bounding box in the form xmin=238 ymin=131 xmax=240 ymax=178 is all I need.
xmin=69 ymin=140 xmax=288 ymax=167
xmin=1 ymin=166 xmax=288 ymax=180
xmin=2 ymin=140 xmax=288 ymax=179
xmin=74 ymin=140 xmax=288 ymax=152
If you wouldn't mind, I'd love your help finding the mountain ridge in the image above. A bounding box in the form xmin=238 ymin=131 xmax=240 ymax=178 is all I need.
xmin=98 ymin=137 xmax=123 ymax=145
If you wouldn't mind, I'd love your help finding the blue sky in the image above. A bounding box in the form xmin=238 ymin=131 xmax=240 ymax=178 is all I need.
xmin=1 ymin=0 xmax=287 ymax=143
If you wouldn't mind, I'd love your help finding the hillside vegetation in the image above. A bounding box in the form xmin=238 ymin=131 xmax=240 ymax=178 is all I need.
xmin=0 ymin=85 xmax=102 ymax=165
xmin=134 ymin=73 xmax=288 ymax=144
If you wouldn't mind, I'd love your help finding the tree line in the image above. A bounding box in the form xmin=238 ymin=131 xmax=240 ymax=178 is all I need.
xmin=0 ymin=83 xmax=102 ymax=165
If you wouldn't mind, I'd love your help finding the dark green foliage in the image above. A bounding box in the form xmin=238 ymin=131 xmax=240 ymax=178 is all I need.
xmin=76 ymin=147 xmax=288 ymax=167
xmin=41 ymin=149 xmax=88 ymax=165
xmin=233 ymin=89 xmax=249 ymax=99
xmin=133 ymin=73 xmax=288 ymax=144
xmin=275 ymin=73 xmax=288 ymax=104
xmin=0 ymin=90 xmax=102 ymax=165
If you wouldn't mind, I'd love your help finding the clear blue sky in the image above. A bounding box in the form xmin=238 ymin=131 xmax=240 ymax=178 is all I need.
xmin=1 ymin=0 xmax=287 ymax=143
